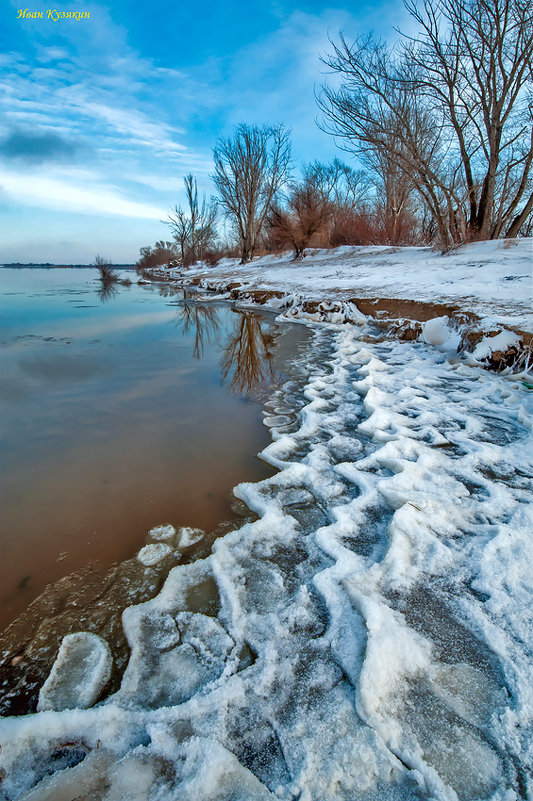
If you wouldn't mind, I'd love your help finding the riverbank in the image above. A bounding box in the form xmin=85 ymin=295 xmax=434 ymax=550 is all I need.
xmin=148 ymin=238 xmax=533 ymax=372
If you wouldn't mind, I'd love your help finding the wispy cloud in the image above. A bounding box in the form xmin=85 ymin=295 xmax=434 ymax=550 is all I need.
xmin=0 ymin=166 xmax=165 ymax=219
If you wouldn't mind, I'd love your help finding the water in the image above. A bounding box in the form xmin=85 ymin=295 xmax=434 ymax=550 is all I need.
xmin=0 ymin=268 xmax=307 ymax=631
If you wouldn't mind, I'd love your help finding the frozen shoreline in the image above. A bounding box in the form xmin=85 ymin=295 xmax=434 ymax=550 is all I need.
xmin=1 ymin=314 xmax=532 ymax=801
xmin=148 ymin=239 xmax=533 ymax=372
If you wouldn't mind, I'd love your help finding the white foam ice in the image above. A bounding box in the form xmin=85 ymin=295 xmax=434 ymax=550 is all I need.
xmin=2 ymin=322 xmax=532 ymax=801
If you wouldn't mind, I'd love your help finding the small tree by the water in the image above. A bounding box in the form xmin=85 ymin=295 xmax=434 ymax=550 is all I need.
xmin=94 ymin=255 xmax=118 ymax=284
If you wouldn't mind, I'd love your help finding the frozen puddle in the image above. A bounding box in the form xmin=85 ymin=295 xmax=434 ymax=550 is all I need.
xmin=1 ymin=326 xmax=532 ymax=801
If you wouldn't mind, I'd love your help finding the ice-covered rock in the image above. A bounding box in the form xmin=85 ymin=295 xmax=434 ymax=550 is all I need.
xmin=137 ymin=543 xmax=172 ymax=566
xmin=37 ymin=632 xmax=112 ymax=712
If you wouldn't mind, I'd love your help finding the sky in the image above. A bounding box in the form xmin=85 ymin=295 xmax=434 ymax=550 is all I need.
xmin=0 ymin=0 xmax=411 ymax=263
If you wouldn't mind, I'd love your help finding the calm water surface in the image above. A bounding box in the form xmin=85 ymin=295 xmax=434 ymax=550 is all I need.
xmin=0 ymin=269 xmax=302 ymax=630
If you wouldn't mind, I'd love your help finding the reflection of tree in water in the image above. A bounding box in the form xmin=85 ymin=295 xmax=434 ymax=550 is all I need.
xmin=221 ymin=310 xmax=275 ymax=395
xmin=97 ymin=282 xmax=119 ymax=303
xmin=177 ymin=294 xmax=221 ymax=359
xmin=174 ymin=294 xmax=276 ymax=393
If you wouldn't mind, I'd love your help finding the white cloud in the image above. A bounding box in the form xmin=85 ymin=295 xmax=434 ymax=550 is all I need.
xmin=0 ymin=166 xmax=165 ymax=219
xmin=75 ymin=101 xmax=186 ymax=153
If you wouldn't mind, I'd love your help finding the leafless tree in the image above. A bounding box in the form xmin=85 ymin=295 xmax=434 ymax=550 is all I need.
xmin=212 ymin=123 xmax=292 ymax=263
xmin=267 ymin=159 xmax=372 ymax=257
xmin=167 ymin=174 xmax=218 ymax=266
xmin=319 ymin=0 xmax=533 ymax=247
xmin=268 ymin=164 xmax=333 ymax=258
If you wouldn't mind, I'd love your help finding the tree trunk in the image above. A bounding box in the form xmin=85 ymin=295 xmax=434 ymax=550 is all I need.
xmin=505 ymin=193 xmax=533 ymax=239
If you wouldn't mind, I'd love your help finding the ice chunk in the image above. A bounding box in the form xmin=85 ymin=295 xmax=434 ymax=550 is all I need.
xmin=178 ymin=737 xmax=277 ymax=800
xmin=101 ymin=750 xmax=161 ymax=801
xmin=137 ymin=543 xmax=172 ymax=566
xmin=16 ymin=749 xmax=115 ymax=801
xmin=177 ymin=526 xmax=204 ymax=549
xmin=37 ymin=632 xmax=112 ymax=712
xmin=148 ymin=523 xmax=176 ymax=541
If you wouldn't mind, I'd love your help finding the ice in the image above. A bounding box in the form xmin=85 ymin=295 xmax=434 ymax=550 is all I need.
xmin=137 ymin=543 xmax=172 ymax=566
xmin=174 ymin=737 xmax=277 ymax=800
xmin=15 ymin=749 xmax=116 ymax=801
xmin=37 ymin=632 xmax=112 ymax=712
xmin=148 ymin=524 xmax=176 ymax=541
xmin=2 ymin=322 xmax=533 ymax=801
xmin=177 ymin=526 xmax=205 ymax=549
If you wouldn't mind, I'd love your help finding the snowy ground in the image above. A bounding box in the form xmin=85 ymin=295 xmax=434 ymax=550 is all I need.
xmin=1 ymin=315 xmax=532 ymax=801
xmin=164 ymin=239 xmax=533 ymax=334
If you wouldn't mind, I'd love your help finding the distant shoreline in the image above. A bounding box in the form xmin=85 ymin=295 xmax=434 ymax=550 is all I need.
xmin=0 ymin=263 xmax=136 ymax=269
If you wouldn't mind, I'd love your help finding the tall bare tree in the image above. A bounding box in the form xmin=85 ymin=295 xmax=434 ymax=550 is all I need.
xmin=319 ymin=0 xmax=533 ymax=246
xmin=212 ymin=124 xmax=292 ymax=263
xmin=167 ymin=174 xmax=218 ymax=266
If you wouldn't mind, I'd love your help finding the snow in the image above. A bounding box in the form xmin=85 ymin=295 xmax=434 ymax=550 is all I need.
xmin=37 ymin=632 xmax=112 ymax=712
xmin=473 ymin=330 xmax=523 ymax=360
xmin=2 ymin=319 xmax=533 ymax=801
xmin=166 ymin=238 xmax=533 ymax=333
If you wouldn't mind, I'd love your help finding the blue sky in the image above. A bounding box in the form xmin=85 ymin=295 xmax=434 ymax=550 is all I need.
xmin=0 ymin=0 xmax=410 ymax=263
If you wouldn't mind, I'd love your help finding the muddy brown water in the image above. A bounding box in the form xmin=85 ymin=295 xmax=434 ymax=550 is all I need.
xmin=0 ymin=269 xmax=311 ymax=634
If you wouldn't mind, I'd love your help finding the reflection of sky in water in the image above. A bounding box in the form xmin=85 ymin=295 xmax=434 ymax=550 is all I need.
xmin=0 ymin=268 xmax=283 ymax=628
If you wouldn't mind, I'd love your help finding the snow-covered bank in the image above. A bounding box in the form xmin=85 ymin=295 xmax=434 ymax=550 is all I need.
xmin=1 ymin=321 xmax=532 ymax=801
xmin=152 ymin=239 xmax=532 ymax=369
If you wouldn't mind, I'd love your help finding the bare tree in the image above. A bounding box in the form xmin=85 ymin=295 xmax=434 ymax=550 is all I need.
xmin=268 ymin=164 xmax=333 ymax=258
xmin=319 ymin=0 xmax=533 ymax=246
xmin=405 ymin=0 xmax=533 ymax=239
xmin=267 ymin=159 xmax=372 ymax=257
xmin=167 ymin=174 xmax=218 ymax=266
xmin=213 ymin=123 xmax=292 ymax=263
